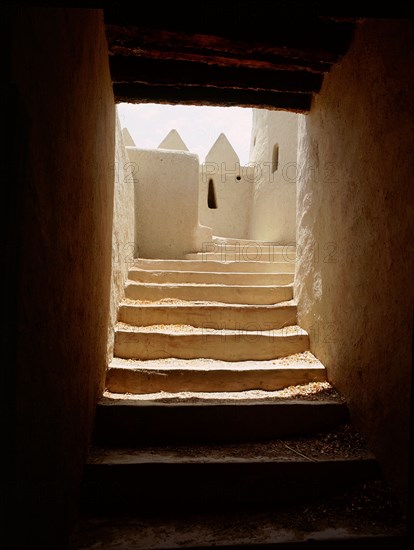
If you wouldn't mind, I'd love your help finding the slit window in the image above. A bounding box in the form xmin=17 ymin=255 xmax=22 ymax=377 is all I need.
xmin=207 ymin=178 xmax=217 ymax=209
xmin=272 ymin=144 xmax=279 ymax=173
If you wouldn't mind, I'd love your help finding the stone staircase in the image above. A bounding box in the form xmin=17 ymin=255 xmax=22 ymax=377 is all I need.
xmin=74 ymin=238 xmax=406 ymax=548
xmin=109 ymin=240 xmax=320 ymax=386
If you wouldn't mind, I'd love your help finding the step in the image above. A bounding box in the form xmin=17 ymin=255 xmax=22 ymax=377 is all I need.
xmin=124 ymin=282 xmax=293 ymax=304
xmin=133 ymin=258 xmax=295 ymax=273
xmin=185 ymin=251 xmax=296 ymax=262
xmin=82 ymin=427 xmax=379 ymax=513
xmin=73 ymin=477 xmax=407 ymax=549
xmin=106 ymin=353 xmax=326 ymax=394
xmin=204 ymin=241 xmax=296 ymax=255
xmin=212 ymin=235 xmax=296 ymax=250
xmin=128 ymin=268 xmax=294 ymax=286
xmin=93 ymin=393 xmax=349 ymax=445
xmin=118 ymin=302 xmax=297 ymax=329
xmin=114 ymin=325 xmax=309 ymax=361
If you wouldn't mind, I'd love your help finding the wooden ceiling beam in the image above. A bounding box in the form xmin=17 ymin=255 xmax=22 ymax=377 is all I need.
xmin=104 ymin=12 xmax=355 ymax=56
xmin=105 ymin=23 xmax=353 ymax=68
xmin=108 ymin=46 xmax=332 ymax=73
xmin=109 ymin=56 xmax=323 ymax=94
xmin=113 ymin=83 xmax=312 ymax=112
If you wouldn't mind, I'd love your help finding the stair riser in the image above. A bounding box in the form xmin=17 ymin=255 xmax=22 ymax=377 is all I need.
xmin=106 ymin=366 xmax=326 ymax=394
xmin=124 ymin=283 xmax=293 ymax=304
xmin=93 ymin=402 xmax=349 ymax=445
xmin=186 ymin=252 xmax=296 ymax=262
xmin=82 ymin=459 xmax=379 ymax=513
xmin=212 ymin=238 xmax=296 ymax=251
xmin=133 ymin=260 xmax=295 ymax=273
xmin=118 ymin=304 xmax=297 ymax=330
xmin=128 ymin=270 xmax=294 ymax=286
xmin=114 ymin=331 xmax=309 ymax=361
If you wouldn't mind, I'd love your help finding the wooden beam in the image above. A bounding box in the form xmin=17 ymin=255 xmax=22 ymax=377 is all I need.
xmin=108 ymin=45 xmax=332 ymax=73
xmin=104 ymin=12 xmax=355 ymax=57
xmin=113 ymin=83 xmax=312 ymax=112
xmin=109 ymin=56 xmax=323 ymax=94
xmin=106 ymin=24 xmax=352 ymax=68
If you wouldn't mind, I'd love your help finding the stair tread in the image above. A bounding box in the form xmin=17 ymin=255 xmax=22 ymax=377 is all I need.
xmin=190 ymin=252 xmax=294 ymax=255
xmin=132 ymin=260 xmax=295 ymax=273
xmin=74 ymin=479 xmax=406 ymax=549
xmin=109 ymin=352 xmax=324 ymax=372
xmin=115 ymin=323 xmax=306 ymax=336
xmin=74 ymin=522 xmax=406 ymax=550
xmin=135 ymin=259 xmax=291 ymax=264
xmin=100 ymin=380 xmax=344 ymax=405
xmin=88 ymin=451 xmax=375 ymax=465
xmin=186 ymin=251 xmax=294 ymax=256
xmin=120 ymin=300 xmax=296 ymax=309
xmin=205 ymin=247 xmax=294 ymax=253
xmin=94 ymin=383 xmax=348 ymax=444
xmin=126 ymin=281 xmax=293 ymax=288
xmin=124 ymin=281 xmax=293 ymax=305
xmin=106 ymin=353 xmax=326 ymax=394
xmin=128 ymin=270 xmax=295 ymax=287
xmin=129 ymin=268 xmax=293 ymax=275
xmin=212 ymin=235 xmax=296 ymax=246
xmin=109 ymin=359 xmax=325 ymax=373
xmin=101 ymin=396 xmax=345 ymax=406
xmin=185 ymin=254 xmax=295 ymax=261
xmin=88 ymin=423 xmax=373 ymax=464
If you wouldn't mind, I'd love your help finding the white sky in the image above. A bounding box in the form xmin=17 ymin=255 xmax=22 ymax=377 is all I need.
xmin=117 ymin=103 xmax=253 ymax=165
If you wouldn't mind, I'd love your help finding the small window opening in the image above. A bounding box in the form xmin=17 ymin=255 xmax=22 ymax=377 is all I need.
xmin=236 ymin=175 xmax=241 ymax=181
xmin=253 ymin=136 xmax=256 ymax=147
xmin=207 ymin=178 xmax=217 ymax=209
xmin=272 ymin=144 xmax=279 ymax=173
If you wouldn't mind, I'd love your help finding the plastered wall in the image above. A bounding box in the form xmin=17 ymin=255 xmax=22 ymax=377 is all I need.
xmin=128 ymin=147 xmax=211 ymax=259
xmin=249 ymin=110 xmax=298 ymax=243
xmin=295 ymin=19 xmax=414 ymax=509
xmin=107 ymin=113 xmax=135 ymax=359
xmin=198 ymin=133 xmax=252 ymax=239
xmin=10 ymin=8 xmax=115 ymax=547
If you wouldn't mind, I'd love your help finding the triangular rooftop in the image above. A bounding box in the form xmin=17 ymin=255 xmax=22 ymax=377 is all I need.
xmin=122 ymin=127 xmax=136 ymax=147
xmin=158 ymin=129 xmax=189 ymax=151
xmin=205 ymin=133 xmax=240 ymax=165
